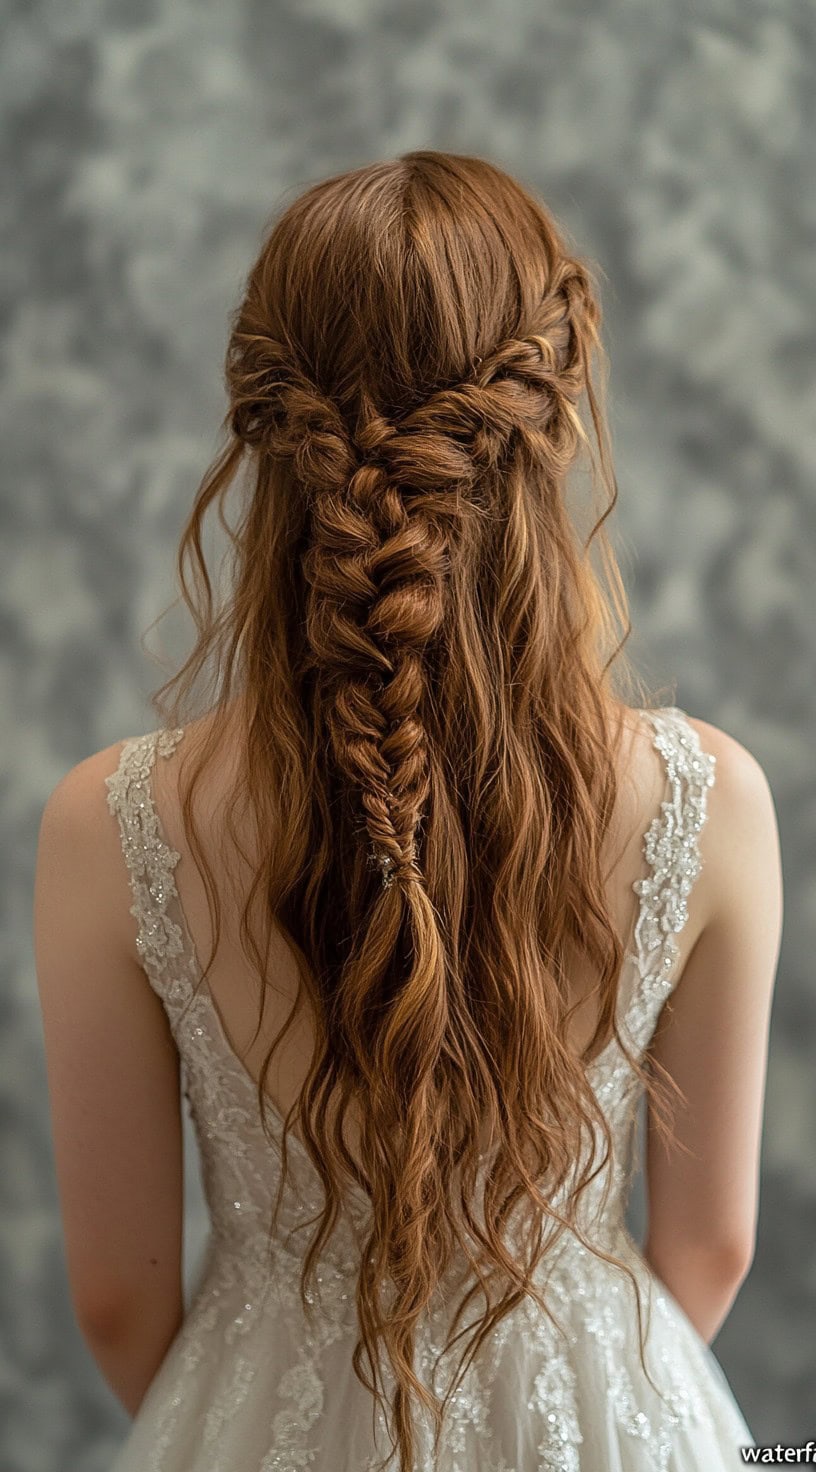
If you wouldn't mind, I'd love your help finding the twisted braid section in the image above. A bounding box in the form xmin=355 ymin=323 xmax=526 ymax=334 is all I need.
xmin=229 ymin=335 xmax=356 ymax=495
xmin=303 ymin=426 xmax=456 ymax=891
xmin=228 ymin=264 xmax=593 ymax=888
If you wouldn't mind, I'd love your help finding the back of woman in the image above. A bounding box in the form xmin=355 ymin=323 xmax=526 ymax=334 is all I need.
xmin=34 ymin=151 xmax=783 ymax=1472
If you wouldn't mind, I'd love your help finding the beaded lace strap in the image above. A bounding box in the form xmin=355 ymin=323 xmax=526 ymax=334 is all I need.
xmin=104 ymin=727 xmax=195 ymax=1031
xmin=625 ymin=706 xmax=717 ymax=1053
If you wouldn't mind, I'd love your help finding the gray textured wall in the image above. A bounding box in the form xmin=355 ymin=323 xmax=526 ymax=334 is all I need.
xmin=3 ymin=1 xmax=814 ymax=1467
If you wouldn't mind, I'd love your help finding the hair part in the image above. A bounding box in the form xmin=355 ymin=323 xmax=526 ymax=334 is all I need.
xmin=149 ymin=150 xmax=683 ymax=1472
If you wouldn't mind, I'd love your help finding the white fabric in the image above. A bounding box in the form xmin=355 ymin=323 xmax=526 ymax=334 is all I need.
xmin=104 ymin=706 xmax=755 ymax=1470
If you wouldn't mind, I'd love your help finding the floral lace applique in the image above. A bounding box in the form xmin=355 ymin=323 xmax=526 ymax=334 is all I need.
xmin=625 ymin=707 xmax=717 ymax=1050
xmin=104 ymin=728 xmax=195 ymax=1028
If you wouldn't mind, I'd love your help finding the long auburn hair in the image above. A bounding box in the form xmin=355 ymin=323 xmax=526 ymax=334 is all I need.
xmin=149 ymin=150 xmax=682 ymax=1471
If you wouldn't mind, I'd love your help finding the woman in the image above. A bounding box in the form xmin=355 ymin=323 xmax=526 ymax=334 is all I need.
xmin=34 ymin=150 xmax=783 ymax=1471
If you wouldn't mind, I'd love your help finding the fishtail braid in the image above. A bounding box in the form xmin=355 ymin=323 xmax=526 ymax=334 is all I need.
xmin=229 ymin=264 xmax=592 ymax=890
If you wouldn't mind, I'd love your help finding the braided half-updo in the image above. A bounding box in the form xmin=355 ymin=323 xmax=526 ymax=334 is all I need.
xmin=153 ymin=152 xmax=676 ymax=1472
xmin=230 ymin=301 xmax=588 ymax=895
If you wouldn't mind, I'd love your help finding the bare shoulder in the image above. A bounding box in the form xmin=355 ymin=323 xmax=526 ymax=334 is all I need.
xmin=40 ymin=739 xmax=130 ymax=836
xmin=36 ymin=738 xmax=143 ymax=960
xmin=680 ymin=713 xmax=783 ymax=940
xmin=684 ymin=712 xmax=771 ymax=791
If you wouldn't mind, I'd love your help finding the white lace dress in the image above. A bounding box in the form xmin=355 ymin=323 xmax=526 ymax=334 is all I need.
xmin=104 ymin=706 xmax=756 ymax=1470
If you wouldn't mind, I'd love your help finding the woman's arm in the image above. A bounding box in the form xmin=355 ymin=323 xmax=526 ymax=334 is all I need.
xmin=33 ymin=745 xmax=186 ymax=1414
xmin=642 ymin=719 xmax=783 ymax=1345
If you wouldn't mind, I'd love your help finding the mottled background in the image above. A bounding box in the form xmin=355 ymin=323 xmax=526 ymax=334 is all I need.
xmin=3 ymin=0 xmax=814 ymax=1467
